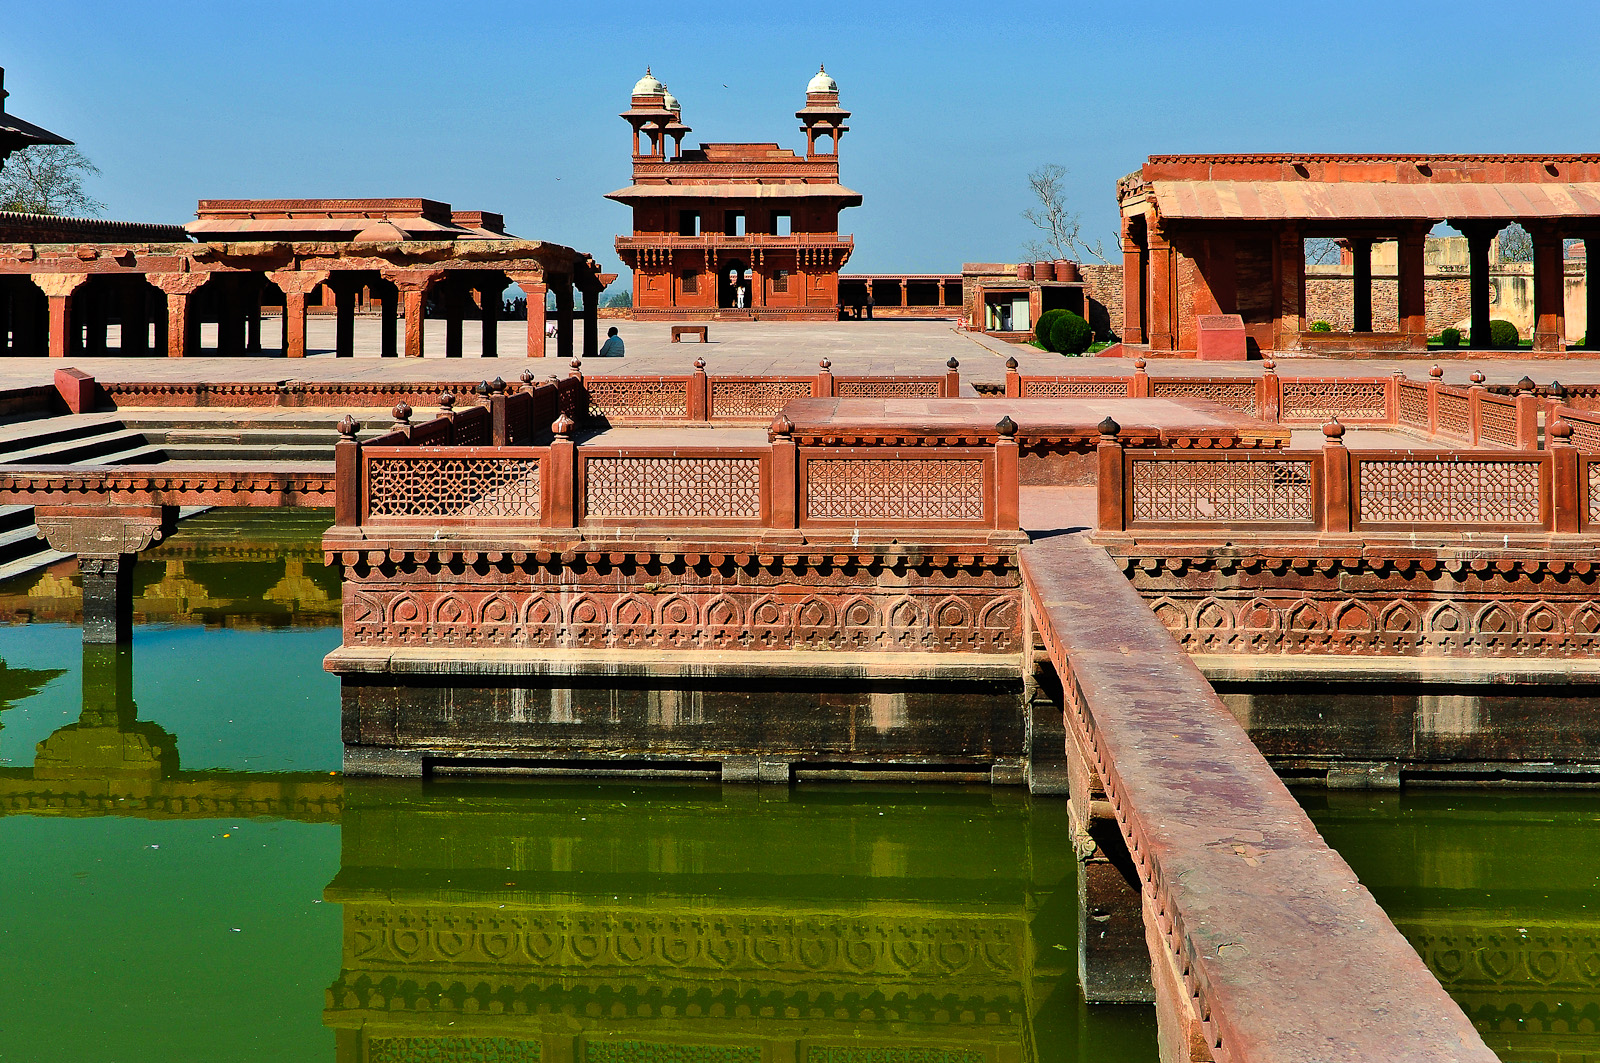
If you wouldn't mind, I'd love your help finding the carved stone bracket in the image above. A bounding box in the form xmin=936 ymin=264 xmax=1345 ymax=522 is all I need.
xmin=34 ymin=505 xmax=172 ymax=557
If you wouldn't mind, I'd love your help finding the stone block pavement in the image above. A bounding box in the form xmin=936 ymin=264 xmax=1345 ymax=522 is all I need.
xmin=4 ymin=317 xmax=1600 ymax=390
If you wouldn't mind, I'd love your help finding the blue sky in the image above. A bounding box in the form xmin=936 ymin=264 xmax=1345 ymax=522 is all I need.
xmin=7 ymin=0 xmax=1599 ymax=283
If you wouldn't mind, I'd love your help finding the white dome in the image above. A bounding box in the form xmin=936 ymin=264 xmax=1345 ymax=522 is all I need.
xmin=662 ymin=89 xmax=680 ymax=113
xmin=632 ymin=68 xmax=664 ymax=96
xmin=807 ymin=65 xmax=837 ymax=94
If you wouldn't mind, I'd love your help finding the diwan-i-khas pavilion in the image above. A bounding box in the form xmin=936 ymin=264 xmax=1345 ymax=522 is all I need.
xmin=1118 ymin=153 xmax=1600 ymax=356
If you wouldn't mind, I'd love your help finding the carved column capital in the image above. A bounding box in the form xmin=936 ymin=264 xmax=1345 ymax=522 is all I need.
xmin=33 ymin=505 xmax=171 ymax=556
xmin=146 ymin=272 xmax=211 ymax=296
xmin=266 ymin=268 xmax=332 ymax=296
xmin=31 ymin=273 xmax=89 ymax=299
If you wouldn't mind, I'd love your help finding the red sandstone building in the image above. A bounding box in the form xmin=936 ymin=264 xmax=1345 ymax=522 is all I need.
xmin=608 ymin=67 xmax=858 ymax=320
xmin=1119 ymin=154 xmax=1600 ymax=356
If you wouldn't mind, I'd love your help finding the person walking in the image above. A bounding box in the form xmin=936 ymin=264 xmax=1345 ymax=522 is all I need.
xmin=598 ymin=326 xmax=625 ymax=357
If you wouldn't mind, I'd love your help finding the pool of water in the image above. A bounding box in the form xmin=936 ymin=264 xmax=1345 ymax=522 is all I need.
xmin=1303 ymin=789 xmax=1600 ymax=1061
xmin=0 ymin=510 xmax=1156 ymax=1062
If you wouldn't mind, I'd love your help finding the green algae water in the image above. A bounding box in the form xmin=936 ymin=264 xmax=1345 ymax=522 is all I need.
xmin=1303 ymin=790 xmax=1600 ymax=1062
xmin=0 ymin=510 xmax=1155 ymax=1062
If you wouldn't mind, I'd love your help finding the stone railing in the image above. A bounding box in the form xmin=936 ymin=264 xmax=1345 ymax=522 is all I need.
xmin=1097 ymin=419 xmax=1597 ymax=535
xmin=1007 ymin=360 xmax=1542 ymax=449
xmin=343 ymin=403 xmax=1019 ymax=533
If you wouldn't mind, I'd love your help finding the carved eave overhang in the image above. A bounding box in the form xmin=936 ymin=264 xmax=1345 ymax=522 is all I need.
xmin=322 ymin=539 xmax=1025 ymax=576
xmin=1116 ymin=171 xmax=1151 ymax=211
xmin=1098 ymin=542 xmax=1600 ymax=581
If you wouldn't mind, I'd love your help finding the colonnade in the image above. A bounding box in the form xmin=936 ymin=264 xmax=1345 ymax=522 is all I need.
xmin=0 ymin=268 xmax=601 ymax=359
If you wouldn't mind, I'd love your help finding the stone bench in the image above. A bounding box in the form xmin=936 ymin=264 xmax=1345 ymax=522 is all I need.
xmin=670 ymin=325 xmax=709 ymax=343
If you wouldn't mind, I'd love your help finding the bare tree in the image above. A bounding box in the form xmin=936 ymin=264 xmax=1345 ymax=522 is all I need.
xmin=0 ymin=145 xmax=104 ymax=216
xmin=1022 ymin=164 xmax=1107 ymax=263
xmin=1304 ymin=238 xmax=1341 ymax=265
xmin=1497 ymin=222 xmax=1533 ymax=263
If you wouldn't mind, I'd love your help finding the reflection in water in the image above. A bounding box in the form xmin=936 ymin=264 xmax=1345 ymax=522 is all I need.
xmin=1305 ymin=791 xmax=1600 ymax=1062
xmin=0 ymin=508 xmax=1155 ymax=1060
xmin=0 ymin=508 xmax=340 ymax=628
xmin=325 ymin=781 xmax=1154 ymax=1063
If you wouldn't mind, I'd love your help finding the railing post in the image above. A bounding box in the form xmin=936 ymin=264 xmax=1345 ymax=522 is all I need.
xmin=1467 ymin=371 xmax=1486 ymax=446
xmin=944 ymin=357 xmax=961 ymax=398
xmin=1261 ymin=358 xmax=1280 ymax=422
xmin=1550 ymin=420 xmax=1581 ymax=532
xmin=1322 ymin=418 xmax=1351 ymax=533
xmin=1131 ymin=357 xmax=1151 ymax=398
xmin=334 ymin=415 xmax=362 ymax=528
xmin=1005 ymin=356 xmax=1021 ymax=398
xmin=489 ymin=376 xmax=508 ymax=446
xmin=1096 ymin=417 xmax=1126 ymax=532
xmin=543 ymin=413 xmax=577 ymax=528
xmin=770 ymin=413 xmax=798 ymax=529
xmin=688 ymin=357 xmax=709 ymax=420
xmin=1515 ymin=376 xmax=1540 ymax=450
xmin=391 ymin=401 xmax=413 ymax=439
xmin=995 ymin=415 xmax=1020 ymax=529
xmin=815 ymin=357 xmax=834 ymax=398
xmin=438 ymin=390 xmax=457 ymax=444
xmin=1387 ymin=370 xmax=1404 ymax=426
xmin=1428 ymin=364 xmax=1442 ymax=435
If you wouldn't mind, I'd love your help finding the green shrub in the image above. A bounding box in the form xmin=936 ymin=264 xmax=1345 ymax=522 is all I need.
xmin=1033 ymin=309 xmax=1067 ymax=351
xmin=1439 ymin=327 xmax=1461 ymax=348
xmin=1049 ymin=311 xmax=1094 ymax=355
xmin=1490 ymin=319 xmax=1520 ymax=348
xmin=1308 ymin=320 xmax=1333 ymax=333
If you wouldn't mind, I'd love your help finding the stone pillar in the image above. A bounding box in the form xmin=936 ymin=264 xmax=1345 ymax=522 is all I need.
xmin=33 ymin=274 xmax=88 ymax=359
xmin=246 ymin=279 xmax=262 ymax=353
xmin=1531 ymin=223 xmax=1566 ymax=352
xmin=381 ymin=270 xmax=442 ymax=358
xmin=1275 ymin=227 xmax=1305 ymax=351
xmin=511 ymin=275 xmax=547 ymax=357
xmin=147 ymin=273 xmax=209 ymax=358
xmin=480 ymin=279 xmax=499 ymax=358
xmin=34 ymin=506 xmax=171 ymax=644
xmin=266 ymin=270 xmax=329 ymax=360
xmin=580 ymin=283 xmax=599 ymax=358
xmin=1350 ymin=237 xmax=1374 ymax=333
xmin=1397 ymin=226 xmax=1428 ymax=349
xmin=1121 ymin=225 xmax=1146 ymax=345
xmin=1589 ymin=235 xmax=1600 ymax=349
xmin=443 ymin=279 xmax=464 ymax=358
xmin=217 ymin=276 xmax=247 ymax=357
xmin=1147 ymin=225 xmax=1174 ymax=351
xmin=553 ymin=276 xmax=575 ymax=359
xmin=1461 ymin=222 xmax=1498 ymax=349
xmin=85 ymin=284 xmax=108 ymax=356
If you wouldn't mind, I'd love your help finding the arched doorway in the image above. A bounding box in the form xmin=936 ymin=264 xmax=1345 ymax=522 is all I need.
xmin=719 ymin=261 xmax=750 ymax=309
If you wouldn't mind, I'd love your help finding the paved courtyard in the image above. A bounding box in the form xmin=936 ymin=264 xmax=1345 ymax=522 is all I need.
xmin=4 ymin=316 xmax=1600 ymax=390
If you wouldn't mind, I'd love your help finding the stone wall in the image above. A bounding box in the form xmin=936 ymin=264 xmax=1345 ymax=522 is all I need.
xmin=1080 ymin=263 xmax=1124 ymax=339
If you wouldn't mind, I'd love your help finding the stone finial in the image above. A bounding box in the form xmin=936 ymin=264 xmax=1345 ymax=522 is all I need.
xmin=1429 ymin=364 xmax=1444 ymax=378
xmin=1263 ymin=358 xmax=1277 ymax=372
xmin=694 ymin=357 xmax=706 ymax=372
xmin=1134 ymin=357 xmax=1148 ymax=370
xmin=490 ymin=376 xmax=507 ymax=394
xmin=336 ymin=414 xmax=361 ymax=438
xmin=569 ymin=358 xmax=584 ymax=377
xmin=819 ymin=358 xmax=831 ymax=370
xmin=1550 ymin=379 xmax=1566 ymax=398
xmin=1518 ymin=375 xmax=1537 ymax=392
xmin=391 ymin=401 xmax=413 ymax=427
xmin=1097 ymin=416 xmax=1120 ymax=439
xmin=995 ymin=415 xmax=1017 ymax=439
xmin=1005 ymin=356 xmax=1018 ymax=370
xmin=439 ymin=390 xmax=456 ymax=412
xmin=770 ymin=412 xmax=793 ymax=439
xmin=474 ymin=380 xmax=492 ymax=397
xmin=552 ymin=413 xmax=574 ymax=438
xmin=1550 ymin=418 xmax=1574 ymax=443
xmin=1470 ymin=371 xmax=1486 ymax=385
xmin=1323 ymin=417 xmax=1346 ymax=440
xmin=947 ymin=357 xmax=959 ymax=370
xmin=520 ymin=368 xmax=536 ymax=386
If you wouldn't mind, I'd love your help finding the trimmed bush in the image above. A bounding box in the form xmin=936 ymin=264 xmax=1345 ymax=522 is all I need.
xmin=1308 ymin=320 xmax=1333 ymax=333
xmin=1049 ymin=311 xmax=1094 ymax=355
xmin=1033 ymin=309 xmax=1067 ymax=351
xmin=1439 ymin=327 xmax=1461 ymax=348
xmin=1490 ymin=319 xmax=1520 ymax=348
